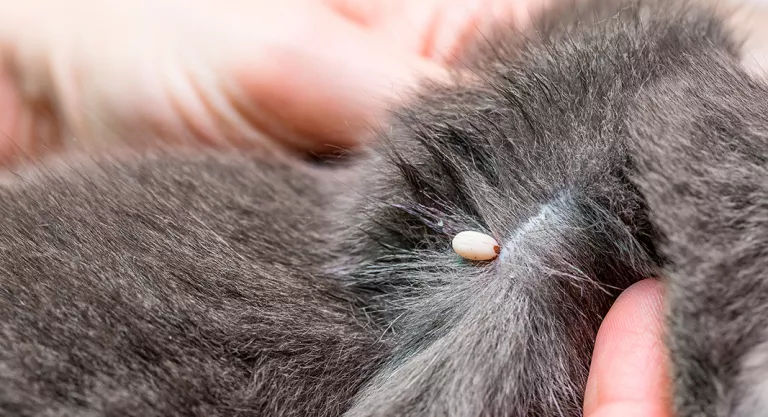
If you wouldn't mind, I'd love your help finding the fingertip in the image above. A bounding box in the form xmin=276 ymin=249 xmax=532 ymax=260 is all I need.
xmin=583 ymin=278 xmax=671 ymax=416
xmin=588 ymin=401 xmax=671 ymax=417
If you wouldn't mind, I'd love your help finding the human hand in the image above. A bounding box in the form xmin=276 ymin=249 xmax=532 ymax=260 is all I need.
xmin=0 ymin=0 xmax=545 ymax=163
xmin=583 ymin=278 xmax=673 ymax=417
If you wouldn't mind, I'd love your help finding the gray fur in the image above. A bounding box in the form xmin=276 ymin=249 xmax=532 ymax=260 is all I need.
xmin=0 ymin=0 xmax=766 ymax=416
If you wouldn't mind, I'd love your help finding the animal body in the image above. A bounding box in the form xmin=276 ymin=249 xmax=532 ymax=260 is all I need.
xmin=2 ymin=0 xmax=768 ymax=416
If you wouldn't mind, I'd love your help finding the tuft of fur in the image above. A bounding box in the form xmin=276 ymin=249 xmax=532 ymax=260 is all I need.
xmin=0 ymin=151 xmax=388 ymax=417
xmin=627 ymin=47 xmax=768 ymax=416
xmin=337 ymin=1 xmax=745 ymax=415
xmin=1 ymin=0 xmax=768 ymax=416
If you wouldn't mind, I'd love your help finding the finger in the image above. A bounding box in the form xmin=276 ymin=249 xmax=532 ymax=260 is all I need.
xmin=0 ymin=65 xmax=26 ymax=163
xmin=230 ymin=4 xmax=448 ymax=154
xmin=323 ymin=0 xmax=535 ymax=62
xmin=583 ymin=278 xmax=672 ymax=417
xmin=0 ymin=66 xmax=61 ymax=165
xmin=587 ymin=401 xmax=671 ymax=417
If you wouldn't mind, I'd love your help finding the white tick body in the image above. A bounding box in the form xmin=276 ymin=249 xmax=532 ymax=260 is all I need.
xmin=452 ymin=231 xmax=501 ymax=261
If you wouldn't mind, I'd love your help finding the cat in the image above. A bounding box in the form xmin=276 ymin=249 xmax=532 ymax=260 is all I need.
xmin=2 ymin=0 xmax=768 ymax=416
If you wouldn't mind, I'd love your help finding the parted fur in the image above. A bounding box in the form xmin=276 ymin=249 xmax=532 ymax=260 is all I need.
xmin=1 ymin=0 xmax=767 ymax=416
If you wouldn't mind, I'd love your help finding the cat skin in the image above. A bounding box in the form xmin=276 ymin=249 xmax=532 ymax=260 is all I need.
xmin=2 ymin=0 xmax=768 ymax=416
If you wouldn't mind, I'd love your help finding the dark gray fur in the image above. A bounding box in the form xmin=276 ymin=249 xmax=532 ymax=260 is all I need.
xmin=0 ymin=0 xmax=765 ymax=416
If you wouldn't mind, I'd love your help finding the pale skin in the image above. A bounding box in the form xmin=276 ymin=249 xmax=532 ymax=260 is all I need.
xmin=0 ymin=0 xmax=537 ymax=160
xmin=584 ymin=278 xmax=671 ymax=417
xmin=0 ymin=1 xmax=670 ymax=415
